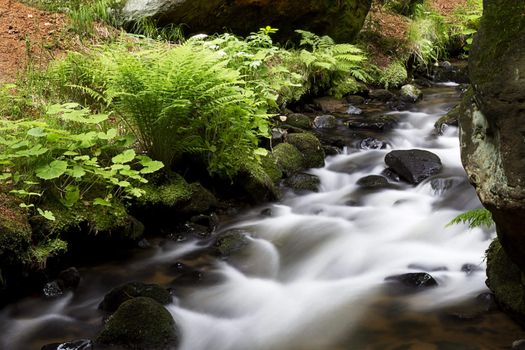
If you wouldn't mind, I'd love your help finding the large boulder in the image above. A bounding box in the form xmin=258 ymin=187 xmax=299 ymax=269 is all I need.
xmin=459 ymin=1 xmax=525 ymax=274
xmin=95 ymin=297 xmax=179 ymax=350
xmin=99 ymin=282 xmax=172 ymax=313
xmin=286 ymin=133 xmax=325 ymax=169
xmin=384 ymin=149 xmax=442 ymax=184
xmin=122 ymin=0 xmax=372 ymax=43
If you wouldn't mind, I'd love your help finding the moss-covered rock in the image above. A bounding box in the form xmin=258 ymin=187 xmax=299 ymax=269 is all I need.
xmin=284 ymin=113 xmax=312 ymax=130
xmin=486 ymin=239 xmax=525 ymax=324
xmin=434 ymin=105 xmax=459 ymax=135
xmin=0 ymin=194 xmax=32 ymax=266
xmin=99 ymin=282 xmax=172 ymax=313
xmin=273 ymin=143 xmax=304 ymax=177
xmin=240 ymin=162 xmax=280 ymax=203
xmin=214 ymin=229 xmax=250 ymax=257
xmin=122 ymin=0 xmax=373 ymax=43
xmin=95 ymin=297 xmax=178 ymax=350
xmin=260 ymin=154 xmax=283 ymax=184
xmin=284 ymin=173 xmax=321 ymax=193
xmin=286 ymin=133 xmax=325 ymax=169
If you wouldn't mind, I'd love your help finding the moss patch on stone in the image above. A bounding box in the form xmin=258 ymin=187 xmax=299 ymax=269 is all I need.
xmin=99 ymin=282 xmax=172 ymax=313
xmin=260 ymin=154 xmax=283 ymax=184
xmin=486 ymin=238 xmax=525 ymax=319
xmin=273 ymin=143 xmax=304 ymax=177
xmin=96 ymin=297 xmax=178 ymax=350
xmin=140 ymin=174 xmax=193 ymax=208
xmin=0 ymin=194 xmax=32 ymax=265
xmin=286 ymin=133 xmax=325 ymax=169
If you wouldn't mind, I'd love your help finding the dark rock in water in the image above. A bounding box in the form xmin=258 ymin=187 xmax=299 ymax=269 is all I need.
xmin=271 ymin=128 xmax=287 ymax=146
xmin=95 ymin=297 xmax=178 ymax=350
xmin=313 ymin=115 xmax=337 ymax=129
xmin=386 ymin=99 xmax=410 ymax=111
xmin=285 ymin=113 xmax=311 ymax=129
xmin=346 ymin=105 xmax=363 ymax=115
xmin=356 ymin=175 xmax=390 ymax=189
xmin=137 ymin=238 xmax=151 ymax=249
xmin=461 ymin=263 xmax=483 ymax=275
xmin=413 ymin=77 xmax=433 ymax=88
xmin=260 ymin=208 xmax=273 ymax=216
xmin=476 ymin=292 xmax=497 ymax=312
xmin=122 ymin=0 xmax=372 ymax=43
xmin=346 ymin=95 xmax=365 ymax=105
xmin=284 ymin=173 xmax=321 ymax=193
xmin=430 ymin=178 xmax=457 ymax=196
xmin=170 ymin=261 xmax=203 ymax=284
xmin=323 ymin=145 xmax=340 ymax=156
xmin=346 ymin=114 xmax=398 ymax=131
xmin=41 ymin=339 xmax=93 ymax=350
xmin=431 ymin=60 xmax=469 ymax=83
xmin=99 ymin=282 xmax=172 ymax=313
xmin=381 ymin=168 xmax=401 ymax=182
xmin=286 ymin=133 xmax=325 ymax=169
xmin=214 ymin=229 xmax=250 ymax=257
xmin=369 ymin=89 xmax=394 ymax=102
xmin=57 ymin=267 xmax=81 ymax=290
xmin=190 ymin=213 xmax=219 ymax=233
xmin=359 ymin=137 xmax=387 ymax=150
xmin=384 ymin=149 xmax=442 ymax=184
xmin=385 ymin=272 xmax=438 ymax=290
xmin=512 ymin=339 xmax=525 ymax=350
xmin=175 ymin=222 xmax=210 ymax=239
xmin=43 ymin=281 xmax=63 ymax=298
xmin=434 ymin=105 xmax=459 ymax=135
xmin=400 ymin=84 xmax=423 ymax=103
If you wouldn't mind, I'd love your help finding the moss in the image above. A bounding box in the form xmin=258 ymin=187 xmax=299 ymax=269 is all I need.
xmin=260 ymin=154 xmax=283 ymax=184
xmin=95 ymin=297 xmax=178 ymax=350
xmin=99 ymin=282 xmax=172 ymax=313
xmin=486 ymin=239 xmax=525 ymax=318
xmin=285 ymin=113 xmax=311 ymax=130
xmin=434 ymin=105 xmax=460 ymax=134
xmin=284 ymin=173 xmax=321 ymax=193
xmin=286 ymin=133 xmax=325 ymax=169
xmin=140 ymin=174 xmax=192 ymax=208
xmin=0 ymin=194 xmax=32 ymax=265
xmin=273 ymin=143 xmax=304 ymax=177
xmin=241 ymin=161 xmax=280 ymax=202
xmin=180 ymin=183 xmax=218 ymax=214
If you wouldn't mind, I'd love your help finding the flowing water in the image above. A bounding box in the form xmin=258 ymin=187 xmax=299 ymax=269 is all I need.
xmin=2 ymin=85 xmax=524 ymax=350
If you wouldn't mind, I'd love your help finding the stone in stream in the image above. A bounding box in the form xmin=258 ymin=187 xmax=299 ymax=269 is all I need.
xmin=513 ymin=339 xmax=525 ymax=350
xmin=284 ymin=173 xmax=321 ymax=193
xmin=359 ymin=137 xmax=387 ymax=150
xmin=385 ymin=272 xmax=438 ymax=292
xmin=461 ymin=263 xmax=483 ymax=275
xmin=356 ymin=175 xmax=391 ymax=189
xmin=369 ymin=89 xmax=395 ymax=102
xmin=346 ymin=95 xmax=366 ymax=105
xmin=345 ymin=114 xmax=398 ymax=131
xmin=400 ymin=84 xmax=423 ymax=103
xmin=99 ymin=281 xmax=172 ymax=313
xmin=43 ymin=266 xmax=81 ymax=297
xmin=213 ymin=229 xmax=251 ymax=257
xmin=95 ymin=297 xmax=179 ymax=350
xmin=384 ymin=149 xmax=443 ymax=184
xmin=286 ymin=133 xmax=325 ymax=169
xmin=284 ymin=113 xmax=312 ymax=130
xmin=313 ymin=114 xmax=337 ymax=129
xmin=41 ymin=339 xmax=93 ymax=350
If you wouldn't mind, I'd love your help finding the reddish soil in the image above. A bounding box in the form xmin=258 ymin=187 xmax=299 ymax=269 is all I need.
xmin=0 ymin=0 xmax=67 ymax=82
xmin=431 ymin=0 xmax=468 ymax=16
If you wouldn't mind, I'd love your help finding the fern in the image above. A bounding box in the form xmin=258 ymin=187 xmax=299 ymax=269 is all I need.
xmin=447 ymin=208 xmax=494 ymax=229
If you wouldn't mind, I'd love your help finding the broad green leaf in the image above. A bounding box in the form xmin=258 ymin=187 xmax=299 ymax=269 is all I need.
xmin=61 ymin=185 xmax=80 ymax=208
xmin=0 ymin=173 xmax=10 ymax=181
xmin=27 ymin=127 xmax=47 ymax=137
xmin=117 ymin=181 xmax=131 ymax=187
xmin=126 ymin=187 xmax=145 ymax=197
xmin=93 ymin=198 xmax=112 ymax=207
xmin=37 ymin=208 xmax=56 ymax=221
xmin=97 ymin=128 xmax=118 ymax=140
xmin=67 ymin=165 xmax=86 ymax=178
xmin=36 ymin=160 xmax=68 ymax=180
xmin=19 ymin=203 xmax=34 ymax=208
xmin=138 ymin=157 xmax=164 ymax=174
xmin=63 ymin=151 xmax=79 ymax=156
xmin=254 ymin=148 xmax=268 ymax=156
xmin=112 ymin=149 xmax=136 ymax=164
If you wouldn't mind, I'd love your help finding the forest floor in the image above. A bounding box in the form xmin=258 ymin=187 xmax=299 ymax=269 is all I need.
xmin=0 ymin=0 xmax=469 ymax=82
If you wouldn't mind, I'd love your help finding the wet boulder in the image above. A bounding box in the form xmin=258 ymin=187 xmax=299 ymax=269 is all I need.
xmin=99 ymin=282 xmax=172 ymax=313
xmin=400 ymin=84 xmax=423 ymax=103
xmin=273 ymin=143 xmax=304 ymax=176
xmin=346 ymin=114 xmax=398 ymax=131
xmin=369 ymin=89 xmax=395 ymax=102
xmin=286 ymin=133 xmax=325 ymax=169
xmin=434 ymin=105 xmax=460 ymax=135
xmin=346 ymin=95 xmax=366 ymax=105
xmin=284 ymin=113 xmax=311 ymax=130
xmin=41 ymin=339 xmax=93 ymax=350
xmin=122 ymin=0 xmax=372 ymax=43
xmin=385 ymin=272 xmax=438 ymax=291
xmin=358 ymin=137 xmax=387 ymax=150
xmin=95 ymin=297 xmax=179 ymax=350
xmin=313 ymin=115 xmax=337 ymax=129
xmin=214 ymin=229 xmax=250 ymax=257
xmin=284 ymin=173 xmax=321 ymax=193
xmin=384 ymin=149 xmax=442 ymax=184
xmin=356 ymin=175 xmax=391 ymax=189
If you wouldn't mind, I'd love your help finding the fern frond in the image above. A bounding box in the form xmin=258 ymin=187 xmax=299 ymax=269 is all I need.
xmin=447 ymin=208 xmax=494 ymax=229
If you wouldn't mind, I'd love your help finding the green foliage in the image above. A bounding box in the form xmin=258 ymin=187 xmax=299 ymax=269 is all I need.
xmin=449 ymin=0 xmax=483 ymax=54
xmin=378 ymin=60 xmax=408 ymax=89
xmin=28 ymin=238 xmax=67 ymax=267
xmin=0 ymin=103 xmax=163 ymax=221
xmin=129 ymin=18 xmax=185 ymax=43
xmin=383 ymin=0 xmax=424 ymax=17
xmin=48 ymin=41 xmax=269 ymax=178
xmin=407 ymin=3 xmax=449 ymax=65
xmin=447 ymin=208 xmax=494 ymax=229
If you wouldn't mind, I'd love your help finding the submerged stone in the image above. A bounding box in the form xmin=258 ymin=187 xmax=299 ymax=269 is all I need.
xmin=286 ymin=133 xmax=325 ymax=169
xmin=284 ymin=173 xmax=321 ymax=193
xmin=385 ymin=272 xmax=438 ymax=290
xmin=400 ymin=84 xmax=423 ymax=103
xmin=356 ymin=175 xmax=390 ymax=189
xmin=214 ymin=229 xmax=250 ymax=257
xmin=313 ymin=115 xmax=337 ymax=129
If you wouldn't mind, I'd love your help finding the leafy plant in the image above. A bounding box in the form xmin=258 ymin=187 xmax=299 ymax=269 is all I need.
xmin=0 ymin=103 xmax=163 ymax=221
xmin=447 ymin=208 xmax=494 ymax=229
xmin=449 ymin=0 xmax=483 ymax=54
xmin=378 ymin=60 xmax=408 ymax=89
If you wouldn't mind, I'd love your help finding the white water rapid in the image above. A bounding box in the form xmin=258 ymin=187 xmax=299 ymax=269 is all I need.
xmin=2 ymin=85 xmax=509 ymax=350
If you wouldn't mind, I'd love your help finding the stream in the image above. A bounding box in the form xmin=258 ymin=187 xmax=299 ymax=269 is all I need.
xmin=2 ymin=84 xmax=525 ymax=350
